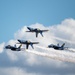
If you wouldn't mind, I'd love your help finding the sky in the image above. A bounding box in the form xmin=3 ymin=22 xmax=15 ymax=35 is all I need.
xmin=0 ymin=19 xmax=75 ymax=75
xmin=0 ymin=0 xmax=75 ymax=75
xmin=0 ymin=0 xmax=75 ymax=42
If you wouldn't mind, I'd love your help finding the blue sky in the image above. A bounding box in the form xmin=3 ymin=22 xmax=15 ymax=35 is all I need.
xmin=0 ymin=0 xmax=75 ymax=42
xmin=1 ymin=1 xmax=75 ymax=75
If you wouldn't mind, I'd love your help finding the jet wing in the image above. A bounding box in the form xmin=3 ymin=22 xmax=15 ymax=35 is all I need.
xmin=31 ymin=42 xmax=39 ymax=44
xmin=41 ymin=30 xmax=49 ymax=32
xmin=26 ymin=31 xmax=32 ymax=32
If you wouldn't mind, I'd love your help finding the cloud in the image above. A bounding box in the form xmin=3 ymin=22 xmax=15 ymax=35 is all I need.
xmin=0 ymin=67 xmax=39 ymax=75
xmin=49 ymin=18 xmax=75 ymax=42
xmin=0 ymin=42 xmax=5 ymax=53
xmin=0 ymin=18 xmax=75 ymax=75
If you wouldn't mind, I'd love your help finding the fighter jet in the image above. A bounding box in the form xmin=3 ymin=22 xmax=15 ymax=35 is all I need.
xmin=48 ymin=43 xmax=68 ymax=50
xmin=5 ymin=44 xmax=22 ymax=51
xmin=26 ymin=27 xmax=49 ymax=37
xmin=17 ymin=39 xmax=39 ymax=49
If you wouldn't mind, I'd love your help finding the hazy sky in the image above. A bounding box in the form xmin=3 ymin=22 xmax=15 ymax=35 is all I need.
xmin=0 ymin=0 xmax=75 ymax=42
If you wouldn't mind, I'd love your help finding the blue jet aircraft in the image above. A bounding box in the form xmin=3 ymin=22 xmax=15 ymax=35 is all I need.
xmin=48 ymin=43 xmax=68 ymax=50
xmin=5 ymin=44 xmax=22 ymax=51
xmin=26 ymin=27 xmax=48 ymax=37
xmin=17 ymin=39 xmax=39 ymax=49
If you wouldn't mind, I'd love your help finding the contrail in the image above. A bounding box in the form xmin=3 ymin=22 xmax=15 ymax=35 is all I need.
xmin=35 ymin=45 xmax=75 ymax=57
xmin=35 ymin=45 xmax=62 ymax=55
xmin=36 ymin=45 xmax=75 ymax=53
xmin=52 ymin=36 xmax=75 ymax=44
xmin=35 ymin=45 xmax=75 ymax=62
xmin=68 ymin=48 xmax=75 ymax=52
xmin=26 ymin=49 xmax=75 ymax=63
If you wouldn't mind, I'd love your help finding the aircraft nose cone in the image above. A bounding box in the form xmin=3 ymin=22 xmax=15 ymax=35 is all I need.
xmin=5 ymin=46 xmax=8 ymax=49
xmin=5 ymin=46 xmax=7 ymax=48
xmin=48 ymin=45 xmax=52 ymax=48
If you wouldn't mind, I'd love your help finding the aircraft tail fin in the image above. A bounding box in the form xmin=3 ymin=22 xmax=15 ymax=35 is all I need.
xmin=61 ymin=43 xmax=65 ymax=47
xmin=26 ymin=44 xmax=29 ymax=49
xmin=27 ymin=27 xmax=32 ymax=31
xmin=36 ymin=32 xmax=38 ymax=37
xmin=18 ymin=44 xmax=22 ymax=49
xmin=31 ymin=44 xmax=34 ymax=49
xmin=40 ymin=32 xmax=43 ymax=37
xmin=14 ymin=44 xmax=17 ymax=48
xmin=57 ymin=43 xmax=59 ymax=47
xmin=26 ymin=44 xmax=34 ymax=49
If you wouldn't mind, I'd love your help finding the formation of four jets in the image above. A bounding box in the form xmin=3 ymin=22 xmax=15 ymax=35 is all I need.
xmin=5 ymin=27 xmax=67 ymax=51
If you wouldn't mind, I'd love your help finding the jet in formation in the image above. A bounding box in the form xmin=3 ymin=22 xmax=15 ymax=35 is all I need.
xmin=26 ymin=27 xmax=49 ymax=37
xmin=5 ymin=44 xmax=22 ymax=51
xmin=17 ymin=39 xmax=39 ymax=49
xmin=48 ymin=43 xmax=68 ymax=50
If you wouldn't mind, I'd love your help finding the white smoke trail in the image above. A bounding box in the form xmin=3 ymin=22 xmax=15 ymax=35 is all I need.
xmin=68 ymin=48 xmax=75 ymax=52
xmin=35 ymin=45 xmax=62 ymax=55
xmin=36 ymin=45 xmax=75 ymax=53
xmin=35 ymin=45 xmax=75 ymax=60
xmin=52 ymin=36 xmax=75 ymax=44
xmin=26 ymin=50 xmax=75 ymax=63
